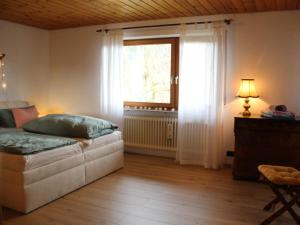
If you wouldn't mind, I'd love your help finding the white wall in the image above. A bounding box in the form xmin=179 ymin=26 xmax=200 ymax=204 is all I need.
xmin=49 ymin=10 xmax=300 ymax=152
xmin=223 ymin=11 xmax=300 ymax=151
xmin=0 ymin=20 xmax=50 ymax=112
xmin=49 ymin=26 xmax=101 ymax=115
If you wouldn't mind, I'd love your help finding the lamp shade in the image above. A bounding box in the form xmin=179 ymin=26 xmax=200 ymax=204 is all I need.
xmin=236 ymin=79 xmax=259 ymax=98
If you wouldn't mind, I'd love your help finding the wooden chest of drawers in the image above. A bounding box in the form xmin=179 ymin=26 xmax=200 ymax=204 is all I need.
xmin=233 ymin=116 xmax=300 ymax=180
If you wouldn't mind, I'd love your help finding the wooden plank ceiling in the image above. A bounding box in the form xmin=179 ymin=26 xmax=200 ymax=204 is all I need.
xmin=0 ymin=0 xmax=299 ymax=30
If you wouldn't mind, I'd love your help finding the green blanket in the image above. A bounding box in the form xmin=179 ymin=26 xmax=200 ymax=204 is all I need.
xmin=0 ymin=131 xmax=77 ymax=155
xmin=23 ymin=114 xmax=118 ymax=139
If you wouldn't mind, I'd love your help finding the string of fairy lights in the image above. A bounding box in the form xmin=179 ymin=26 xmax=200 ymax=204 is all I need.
xmin=0 ymin=53 xmax=7 ymax=95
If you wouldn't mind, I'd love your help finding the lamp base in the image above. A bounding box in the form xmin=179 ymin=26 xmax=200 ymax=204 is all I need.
xmin=242 ymin=98 xmax=251 ymax=117
xmin=242 ymin=110 xmax=251 ymax=117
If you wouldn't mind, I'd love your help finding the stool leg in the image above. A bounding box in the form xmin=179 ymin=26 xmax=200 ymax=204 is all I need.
xmin=261 ymin=201 xmax=300 ymax=225
xmin=263 ymin=197 xmax=280 ymax=211
xmin=270 ymin=185 xmax=300 ymax=225
xmin=286 ymin=189 xmax=300 ymax=208
xmin=260 ymin=185 xmax=300 ymax=225
xmin=0 ymin=207 xmax=2 ymax=225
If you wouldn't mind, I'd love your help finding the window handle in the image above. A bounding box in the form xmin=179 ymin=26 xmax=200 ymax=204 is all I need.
xmin=175 ymin=76 xmax=179 ymax=85
xmin=171 ymin=76 xmax=179 ymax=85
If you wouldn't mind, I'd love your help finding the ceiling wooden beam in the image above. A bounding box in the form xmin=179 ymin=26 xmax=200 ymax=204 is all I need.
xmin=0 ymin=0 xmax=299 ymax=30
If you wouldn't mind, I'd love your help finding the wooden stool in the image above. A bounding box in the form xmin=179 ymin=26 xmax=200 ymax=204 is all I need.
xmin=258 ymin=165 xmax=300 ymax=225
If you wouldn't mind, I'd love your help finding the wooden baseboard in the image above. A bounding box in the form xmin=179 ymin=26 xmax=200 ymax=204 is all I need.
xmin=124 ymin=146 xmax=176 ymax=158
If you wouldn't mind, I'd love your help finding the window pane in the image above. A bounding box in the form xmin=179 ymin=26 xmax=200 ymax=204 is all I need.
xmin=123 ymin=43 xmax=171 ymax=103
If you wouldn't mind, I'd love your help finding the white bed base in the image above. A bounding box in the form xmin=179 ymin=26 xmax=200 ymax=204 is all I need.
xmin=0 ymin=144 xmax=123 ymax=213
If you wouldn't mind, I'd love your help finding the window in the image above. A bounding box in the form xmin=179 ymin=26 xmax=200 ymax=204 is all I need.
xmin=123 ymin=38 xmax=179 ymax=109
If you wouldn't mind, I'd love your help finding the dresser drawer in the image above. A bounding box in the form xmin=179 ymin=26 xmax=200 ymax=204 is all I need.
xmin=235 ymin=132 xmax=300 ymax=148
xmin=235 ymin=117 xmax=300 ymax=133
xmin=233 ymin=116 xmax=300 ymax=180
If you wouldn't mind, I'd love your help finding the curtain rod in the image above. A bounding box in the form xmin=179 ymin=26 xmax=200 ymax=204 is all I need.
xmin=96 ymin=19 xmax=232 ymax=33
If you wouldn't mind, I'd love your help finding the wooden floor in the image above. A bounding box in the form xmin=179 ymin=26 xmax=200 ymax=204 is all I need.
xmin=3 ymin=154 xmax=297 ymax=225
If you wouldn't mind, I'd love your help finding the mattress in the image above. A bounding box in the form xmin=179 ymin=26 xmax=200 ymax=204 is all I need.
xmin=76 ymin=131 xmax=123 ymax=164
xmin=77 ymin=131 xmax=122 ymax=151
xmin=0 ymin=153 xmax=84 ymax=185
xmin=0 ymin=131 xmax=121 ymax=172
xmin=0 ymin=143 xmax=82 ymax=171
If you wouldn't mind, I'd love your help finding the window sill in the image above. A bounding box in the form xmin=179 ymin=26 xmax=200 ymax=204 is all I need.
xmin=124 ymin=108 xmax=177 ymax=117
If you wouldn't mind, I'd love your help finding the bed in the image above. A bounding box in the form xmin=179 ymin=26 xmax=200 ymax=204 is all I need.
xmin=0 ymin=101 xmax=124 ymax=213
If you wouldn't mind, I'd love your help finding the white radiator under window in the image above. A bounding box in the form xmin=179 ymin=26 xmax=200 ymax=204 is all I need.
xmin=123 ymin=116 xmax=178 ymax=155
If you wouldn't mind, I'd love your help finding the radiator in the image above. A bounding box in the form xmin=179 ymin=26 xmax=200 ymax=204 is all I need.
xmin=123 ymin=116 xmax=178 ymax=152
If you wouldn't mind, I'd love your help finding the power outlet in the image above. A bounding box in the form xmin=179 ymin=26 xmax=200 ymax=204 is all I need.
xmin=226 ymin=150 xmax=234 ymax=157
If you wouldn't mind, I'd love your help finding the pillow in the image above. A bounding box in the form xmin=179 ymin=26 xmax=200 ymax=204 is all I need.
xmin=23 ymin=114 xmax=118 ymax=139
xmin=12 ymin=105 xmax=39 ymax=128
xmin=0 ymin=109 xmax=16 ymax=128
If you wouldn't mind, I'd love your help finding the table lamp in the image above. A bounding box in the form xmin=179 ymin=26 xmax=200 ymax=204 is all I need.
xmin=236 ymin=79 xmax=259 ymax=116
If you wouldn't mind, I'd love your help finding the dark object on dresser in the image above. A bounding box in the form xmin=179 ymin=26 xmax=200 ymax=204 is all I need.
xmin=233 ymin=116 xmax=300 ymax=180
xmin=275 ymin=104 xmax=287 ymax=112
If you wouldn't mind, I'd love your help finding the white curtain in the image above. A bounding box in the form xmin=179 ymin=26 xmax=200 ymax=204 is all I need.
xmin=177 ymin=23 xmax=226 ymax=169
xmin=99 ymin=30 xmax=124 ymax=130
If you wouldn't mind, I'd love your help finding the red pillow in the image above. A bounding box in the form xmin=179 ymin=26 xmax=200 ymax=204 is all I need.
xmin=12 ymin=106 xmax=38 ymax=128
